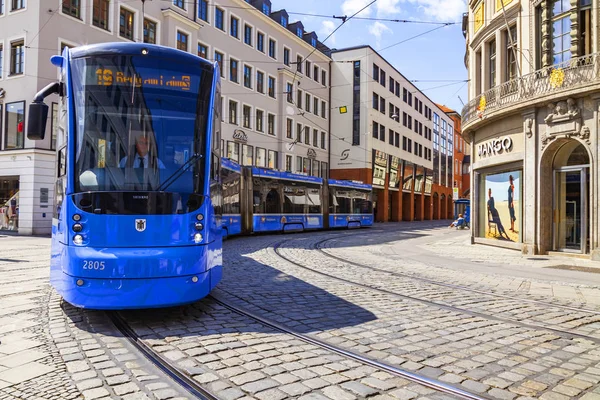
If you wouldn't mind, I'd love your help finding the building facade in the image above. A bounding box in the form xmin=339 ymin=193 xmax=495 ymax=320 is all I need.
xmin=438 ymin=105 xmax=470 ymax=200
xmin=330 ymin=46 xmax=455 ymax=222
xmin=462 ymin=0 xmax=600 ymax=257
xmin=0 ymin=0 xmax=331 ymax=234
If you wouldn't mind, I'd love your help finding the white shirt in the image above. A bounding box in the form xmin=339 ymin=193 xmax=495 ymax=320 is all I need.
xmin=119 ymin=154 xmax=166 ymax=169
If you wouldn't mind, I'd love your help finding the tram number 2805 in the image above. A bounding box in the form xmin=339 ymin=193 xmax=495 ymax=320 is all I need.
xmin=82 ymin=261 xmax=106 ymax=270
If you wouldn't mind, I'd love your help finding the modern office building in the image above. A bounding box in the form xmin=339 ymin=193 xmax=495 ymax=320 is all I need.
xmin=0 ymin=0 xmax=331 ymax=234
xmin=330 ymin=45 xmax=455 ymax=222
xmin=462 ymin=0 xmax=600 ymax=257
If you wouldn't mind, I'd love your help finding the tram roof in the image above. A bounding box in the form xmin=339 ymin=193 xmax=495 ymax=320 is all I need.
xmin=252 ymin=168 xmax=323 ymax=184
xmin=222 ymin=158 xmax=242 ymax=173
xmin=69 ymin=43 xmax=214 ymax=68
xmin=327 ymin=179 xmax=371 ymax=190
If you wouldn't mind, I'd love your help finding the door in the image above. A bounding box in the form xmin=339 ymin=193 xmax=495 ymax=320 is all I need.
xmin=554 ymin=168 xmax=587 ymax=253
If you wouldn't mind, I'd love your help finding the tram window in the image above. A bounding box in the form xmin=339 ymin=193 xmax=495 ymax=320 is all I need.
xmin=333 ymin=189 xmax=351 ymax=214
xmin=265 ymin=188 xmax=280 ymax=214
xmin=222 ymin=168 xmax=240 ymax=214
xmin=283 ymin=186 xmax=305 ymax=214
xmin=353 ymin=191 xmax=373 ymax=214
xmin=253 ymin=178 xmax=280 ymax=214
xmin=307 ymin=186 xmax=321 ymax=214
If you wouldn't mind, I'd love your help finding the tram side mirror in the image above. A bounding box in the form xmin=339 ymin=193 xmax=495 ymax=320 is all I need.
xmin=27 ymin=102 xmax=49 ymax=141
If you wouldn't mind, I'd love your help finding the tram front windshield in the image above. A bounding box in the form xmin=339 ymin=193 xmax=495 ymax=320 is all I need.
xmin=71 ymin=54 xmax=214 ymax=195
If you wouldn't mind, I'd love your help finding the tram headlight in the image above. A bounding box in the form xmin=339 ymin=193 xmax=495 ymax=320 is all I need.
xmin=141 ymin=48 xmax=149 ymax=55
xmin=73 ymin=234 xmax=83 ymax=245
xmin=196 ymin=214 xmax=204 ymax=221
xmin=195 ymin=222 xmax=204 ymax=231
xmin=194 ymin=233 xmax=203 ymax=243
xmin=72 ymin=223 xmax=83 ymax=232
xmin=73 ymin=214 xmax=81 ymax=221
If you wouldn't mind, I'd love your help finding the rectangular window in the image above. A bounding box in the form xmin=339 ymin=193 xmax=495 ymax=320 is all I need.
xmin=394 ymin=132 xmax=400 ymax=147
xmin=352 ymin=60 xmax=360 ymax=146
xmin=63 ymin=0 xmax=80 ymax=19
xmin=305 ymin=61 xmax=311 ymax=78
xmin=143 ymin=18 xmax=156 ymax=43
xmin=283 ymin=48 xmax=290 ymax=66
xmin=408 ymin=92 xmax=412 ymax=106
xmin=267 ymin=114 xmax=275 ymax=136
xmin=119 ymin=7 xmax=134 ymax=40
xmin=373 ymin=93 xmax=379 ymax=110
xmin=314 ymin=65 xmax=319 ymax=82
xmin=321 ymin=101 xmax=326 ymax=119
xmin=227 ymin=141 xmax=240 ymax=162
xmin=380 ymin=124 xmax=385 ymax=142
xmin=322 ymin=70 xmax=326 ymax=86
xmin=243 ymin=65 xmax=252 ymax=89
xmin=268 ymin=150 xmax=277 ymax=169
xmin=173 ymin=0 xmax=184 ymax=9
xmin=313 ymin=129 xmax=318 ymax=147
xmin=215 ymin=51 xmax=224 ymax=77
xmin=4 ymin=101 xmax=25 ymax=150
xmin=10 ymin=41 xmax=24 ymax=75
xmin=287 ymin=83 xmax=293 ymax=103
xmin=580 ymin=0 xmax=592 ymax=57
xmin=256 ymin=109 xmax=264 ymax=132
xmin=297 ymin=89 xmax=303 ymax=109
xmin=489 ymin=39 xmax=496 ymax=88
xmin=373 ymin=64 xmax=379 ymax=82
xmin=321 ymin=132 xmax=326 ymax=149
xmin=93 ymin=0 xmax=110 ymax=30
xmin=268 ymin=39 xmax=276 ymax=59
xmin=230 ymin=59 xmax=239 ymax=83
xmin=176 ymin=31 xmax=188 ymax=52
xmin=257 ymin=71 xmax=264 ymax=93
xmin=373 ymin=121 xmax=379 ymax=138
xmin=243 ymin=105 xmax=251 ymax=128
xmin=506 ymin=25 xmax=518 ymax=79
xmin=244 ymin=24 xmax=252 ymax=46
xmin=313 ymin=98 xmax=319 ymax=116
xmin=296 ymin=123 xmax=302 ymax=142
xmin=215 ymin=8 xmax=224 ymax=30
xmin=389 ymin=129 xmax=394 ymax=145
xmin=380 ymin=70 xmax=386 ymax=86
xmin=241 ymin=144 xmax=253 ymax=166
xmin=257 ymin=32 xmax=265 ymax=52
xmin=305 ymin=93 xmax=310 ymax=112
xmin=286 ymin=118 xmax=293 ymax=139
xmin=229 ymin=100 xmax=237 ymax=124
xmin=197 ymin=43 xmax=208 ymax=59
xmin=312 ymin=160 xmax=320 ymax=177
xmin=11 ymin=0 xmax=24 ymax=10
xmin=321 ymin=162 xmax=328 ymax=179
xmin=297 ymin=55 xmax=303 ymax=73
xmin=304 ymin=126 xmax=310 ymax=144
xmin=198 ymin=0 xmax=208 ymax=22
xmin=230 ymin=16 xmax=239 ymax=38
xmin=380 ymin=97 xmax=385 ymax=114
xmin=285 ymin=155 xmax=293 ymax=172
xmin=256 ymin=148 xmax=266 ymax=167
xmin=268 ymin=77 xmax=276 ymax=98
xmin=303 ymin=158 xmax=310 ymax=174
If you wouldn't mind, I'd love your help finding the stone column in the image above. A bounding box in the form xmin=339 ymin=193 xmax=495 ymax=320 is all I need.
xmin=522 ymin=109 xmax=538 ymax=254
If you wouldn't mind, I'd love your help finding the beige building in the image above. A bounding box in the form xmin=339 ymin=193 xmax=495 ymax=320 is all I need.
xmin=330 ymin=46 xmax=455 ymax=222
xmin=462 ymin=0 xmax=599 ymax=257
xmin=0 ymin=0 xmax=331 ymax=235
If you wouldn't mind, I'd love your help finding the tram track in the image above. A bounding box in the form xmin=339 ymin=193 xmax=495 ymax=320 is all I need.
xmin=272 ymin=237 xmax=600 ymax=344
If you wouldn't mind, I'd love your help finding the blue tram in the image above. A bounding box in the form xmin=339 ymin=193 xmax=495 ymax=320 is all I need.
xmin=27 ymin=43 xmax=223 ymax=309
xmin=220 ymin=160 xmax=373 ymax=235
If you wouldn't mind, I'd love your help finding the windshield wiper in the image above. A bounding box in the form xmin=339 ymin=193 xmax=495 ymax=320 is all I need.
xmin=158 ymin=153 xmax=203 ymax=191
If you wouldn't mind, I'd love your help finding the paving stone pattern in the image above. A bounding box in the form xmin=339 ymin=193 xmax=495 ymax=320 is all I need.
xmin=216 ymin=227 xmax=600 ymax=399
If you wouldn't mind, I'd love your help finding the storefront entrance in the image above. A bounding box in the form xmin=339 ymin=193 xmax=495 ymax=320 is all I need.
xmin=552 ymin=143 xmax=590 ymax=254
xmin=0 ymin=177 xmax=19 ymax=232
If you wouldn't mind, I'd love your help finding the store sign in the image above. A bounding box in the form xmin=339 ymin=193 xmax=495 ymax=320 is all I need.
xmin=233 ymin=129 xmax=248 ymax=143
xmin=307 ymin=149 xmax=317 ymax=159
xmin=477 ymin=137 xmax=513 ymax=157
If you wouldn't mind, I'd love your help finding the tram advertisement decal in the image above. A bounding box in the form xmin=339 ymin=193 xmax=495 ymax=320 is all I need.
xmin=483 ymin=170 xmax=521 ymax=242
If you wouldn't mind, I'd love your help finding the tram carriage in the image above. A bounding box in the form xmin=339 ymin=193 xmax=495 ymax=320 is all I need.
xmin=220 ymin=159 xmax=374 ymax=235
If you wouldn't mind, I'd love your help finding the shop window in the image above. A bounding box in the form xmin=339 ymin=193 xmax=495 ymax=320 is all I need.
xmin=4 ymin=101 xmax=25 ymax=150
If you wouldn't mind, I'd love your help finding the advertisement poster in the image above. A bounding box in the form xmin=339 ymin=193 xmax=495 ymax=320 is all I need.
xmin=484 ymin=170 xmax=520 ymax=242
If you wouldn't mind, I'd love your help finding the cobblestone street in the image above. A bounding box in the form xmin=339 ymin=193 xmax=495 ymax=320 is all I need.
xmin=3 ymin=222 xmax=600 ymax=399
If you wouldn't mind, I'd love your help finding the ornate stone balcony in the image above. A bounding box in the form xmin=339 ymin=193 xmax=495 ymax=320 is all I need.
xmin=461 ymin=53 xmax=600 ymax=134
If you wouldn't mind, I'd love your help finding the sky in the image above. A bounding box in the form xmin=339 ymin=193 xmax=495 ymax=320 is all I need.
xmin=275 ymin=0 xmax=468 ymax=113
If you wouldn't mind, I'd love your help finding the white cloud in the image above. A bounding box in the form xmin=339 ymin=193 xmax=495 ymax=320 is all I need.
xmin=320 ymin=20 xmax=337 ymax=45
xmin=376 ymin=0 xmax=402 ymax=16
xmin=408 ymin=0 xmax=467 ymax=21
xmin=341 ymin=0 xmax=374 ymax=17
xmin=368 ymin=22 xmax=392 ymax=48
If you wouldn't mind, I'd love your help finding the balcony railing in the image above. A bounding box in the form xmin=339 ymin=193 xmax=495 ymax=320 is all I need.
xmin=462 ymin=53 xmax=600 ymax=127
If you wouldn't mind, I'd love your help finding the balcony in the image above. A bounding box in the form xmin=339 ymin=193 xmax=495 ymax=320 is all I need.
xmin=462 ymin=53 xmax=600 ymax=132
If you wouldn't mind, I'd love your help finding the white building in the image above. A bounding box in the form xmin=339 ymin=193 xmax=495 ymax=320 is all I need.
xmin=0 ymin=0 xmax=331 ymax=234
